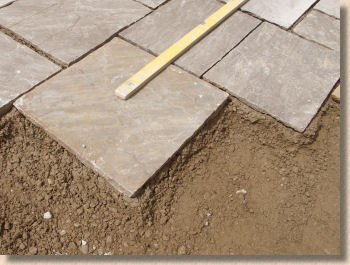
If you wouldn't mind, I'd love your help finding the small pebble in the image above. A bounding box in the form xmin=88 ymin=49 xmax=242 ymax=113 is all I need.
xmin=205 ymin=221 xmax=209 ymax=226
xmin=81 ymin=240 xmax=87 ymax=246
xmin=178 ymin=245 xmax=186 ymax=255
xmin=28 ymin=246 xmax=38 ymax=255
xmin=82 ymin=144 xmax=86 ymax=149
xmin=59 ymin=230 xmax=66 ymax=236
xmin=43 ymin=211 xmax=52 ymax=219
xmin=236 ymin=189 xmax=247 ymax=195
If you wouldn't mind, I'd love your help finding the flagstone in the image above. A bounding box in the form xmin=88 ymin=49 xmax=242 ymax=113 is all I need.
xmin=314 ymin=0 xmax=340 ymax=18
xmin=14 ymin=38 xmax=228 ymax=197
xmin=0 ymin=0 xmax=14 ymax=8
xmin=0 ymin=32 xmax=60 ymax=117
xmin=0 ymin=0 xmax=150 ymax=66
xmin=121 ymin=0 xmax=260 ymax=76
xmin=204 ymin=23 xmax=340 ymax=132
xmin=239 ymin=0 xmax=318 ymax=29
xmin=136 ymin=0 xmax=168 ymax=9
xmin=294 ymin=10 xmax=340 ymax=51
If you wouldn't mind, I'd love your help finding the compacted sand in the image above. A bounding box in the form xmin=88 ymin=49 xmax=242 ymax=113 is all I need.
xmin=0 ymin=96 xmax=340 ymax=255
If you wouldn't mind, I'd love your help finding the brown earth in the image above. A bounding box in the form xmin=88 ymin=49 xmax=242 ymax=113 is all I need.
xmin=0 ymin=95 xmax=340 ymax=255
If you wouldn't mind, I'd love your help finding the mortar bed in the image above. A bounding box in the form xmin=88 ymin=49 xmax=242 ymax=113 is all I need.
xmin=0 ymin=96 xmax=340 ymax=255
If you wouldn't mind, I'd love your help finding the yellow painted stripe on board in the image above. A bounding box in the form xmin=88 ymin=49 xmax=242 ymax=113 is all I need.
xmin=115 ymin=0 xmax=247 ymax=100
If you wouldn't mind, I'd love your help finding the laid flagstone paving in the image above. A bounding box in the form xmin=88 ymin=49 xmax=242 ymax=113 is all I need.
xmin=136 ymin=0 xmax=168 ymax=9
xmin=14 ymin=38 xmax=228 ymax=197
xmin=204 ymin=22 xmax=340 ymax=132
xmin=294 ymin=10 xmax=340 ymax=51
xmin=0 ymin=32 xmax=60 ymax=117
xmin=238 ymin=0 xmax=318 ymax=29
xmin=0 ymin=0 xmax=150 ymax=66
xmin=121 ymin=0 xmax=260 ymax=77
xmin=315 ymin=0 xmax=340 ymax=19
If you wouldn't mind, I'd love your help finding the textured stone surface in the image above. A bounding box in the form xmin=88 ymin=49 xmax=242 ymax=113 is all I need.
xmin=15 ymin=38 xmax=228 ymax=197
xmin=294 ymin=10 xmax=340 ymax=51
xmin=0 ymin=0 xmax=150 ymax=65
xmin=240 ymin=0 xmax=317 ymax=29
xmin=332 ymin=85 xmax=340 ymax=100
xmin=0 ymin=0 xmax=14 ymax=8
xmin=315 ymin=0 xmax=340 ymax=18
xmin=204 ymin=23 xmax=340 ymax=132
xmin=136 ymin=0 xmax=168 ymax=8
xmin=121 ymin=0 xmax=262 ymax=76
xmin=0 ymin=33 xmax=60 ymax=117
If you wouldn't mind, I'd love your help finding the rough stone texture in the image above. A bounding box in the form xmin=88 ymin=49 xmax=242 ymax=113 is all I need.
xmin=314 ymin=0 xmax=340 ymax=18
xmin=136 ymin=0 xmax=168 ymax=8
xmin=0 ymin=0 xmax=14 ymax=8
xmin=204 ymin=23 xmax=340 ymax=132
xmin=0 ymin=0 xmax=150 ymax=65
xmin=294 ymin=10 xmax=340 ymax=51
xmin=121 ymin=0 xmax=261 ymax=76
xmin=239 ymin=0 xmax=317 ymax=29
xmin=14 ymin=38 xmax=228 ymax=197
xmin=0 ymin=32 xmax=60 ymax=117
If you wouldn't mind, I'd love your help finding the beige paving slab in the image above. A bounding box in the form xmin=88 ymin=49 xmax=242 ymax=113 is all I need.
xmin=0 ymin=32 xmax=60 ymax=117
xmin=15 ymin=38 xmax=228 ymax=197
xmin=315 ymin=0 xmax=340 ymax=18
xmin=238 ymin=0 xmax=318 ymax=29
xmin=121 ymin=0 xmax=261 ymax=76
xmin=0 ymin=0 xmax=150 ymax=65
xmin=294 ymin=10 xmax=340 ymax=51
xmin=0 ymin=0 xmax=14 ymax=8
xmin=204 ymin=22 xmax=340 ymax=132
xmin=136 ymin=0 xmax=168 ymax=8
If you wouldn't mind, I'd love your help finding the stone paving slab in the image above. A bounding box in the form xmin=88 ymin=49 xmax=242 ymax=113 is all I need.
xmin=136 ymin=0 xmax=168 ymax=9
xmin=315 ymin=0 xmax=340 ymax=18
xmin=0 ymin=0 xmax=14 ymax=8
xmin=238 ymin=0 xmax=318 ymax=29
xmin=121 ymin=0 xmax=260 ymax=77
xmin=0 ymin=0 xmax=150 ymax=66
xmin=15 ymin=38 xmax=228 ymax=197
xmin=204 ymin=22 xmax=340 ymax=132
xmin=332 ymin=85 xmax=340 ymax=101
xmin=0 ymin=32 xmax=60 ymax=117
xmin=294 ymin=10 xmax=340 ymax=51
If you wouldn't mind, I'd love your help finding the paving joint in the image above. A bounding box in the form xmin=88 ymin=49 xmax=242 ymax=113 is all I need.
xmin=0 ymin=25 xmax=65 ymax=68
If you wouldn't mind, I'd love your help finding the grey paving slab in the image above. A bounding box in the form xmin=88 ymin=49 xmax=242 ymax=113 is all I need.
xmin=121 ymin=0 xmax=261 ymax=77
xmin=15 ymin=38 xmax=228 ymax=197
xmin=204 ymin=22 xmax=340 ymax=132
xmin=136 ymin=0 xmax=168 ymax=9
xmin=0 ymin=32 xmax=60 ymax=117
xmin=314 ymin=0 xmax=340 ymax=18
xmin=0 ymin=0 xmax=14 ymax=8
xmin=0 ymin=0 xmax=150 ymax=65
xmin=294 ymin=10 xmax=340 ymax=51
xmin=238 ymin=0 xmax=318 ymax=29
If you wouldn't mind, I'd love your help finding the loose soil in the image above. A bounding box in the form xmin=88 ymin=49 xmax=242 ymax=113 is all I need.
xmin=0 ymin=96 xmax=340 ymax=255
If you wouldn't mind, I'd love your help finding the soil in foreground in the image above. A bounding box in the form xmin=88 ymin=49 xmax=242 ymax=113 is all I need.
xmin=0 ymin=96 xmax=340 ymax=255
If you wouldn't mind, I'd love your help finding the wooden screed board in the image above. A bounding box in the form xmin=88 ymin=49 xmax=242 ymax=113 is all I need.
xmin=115 ymin=0 xmax=247 ymax=100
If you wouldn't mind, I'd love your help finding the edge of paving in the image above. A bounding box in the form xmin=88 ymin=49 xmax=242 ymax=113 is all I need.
xmin=14 ymin=95 xmax=229 ymax=198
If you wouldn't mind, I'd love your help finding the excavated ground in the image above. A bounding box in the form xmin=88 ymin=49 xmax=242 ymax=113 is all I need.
xmin=0 ymin=95 xmax=340 ymax=255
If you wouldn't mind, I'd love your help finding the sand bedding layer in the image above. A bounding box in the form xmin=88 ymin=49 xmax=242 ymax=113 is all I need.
xmin=0 ymin=96 xmax=340 ymax=255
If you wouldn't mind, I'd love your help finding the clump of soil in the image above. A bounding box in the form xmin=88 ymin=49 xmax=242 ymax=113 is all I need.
xmin=0 ymin=96 xmax=340 ymax=255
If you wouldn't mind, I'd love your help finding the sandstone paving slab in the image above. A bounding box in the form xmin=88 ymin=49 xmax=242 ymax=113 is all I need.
xmin=121 ymin=0 xmax=261 ymax=77
xmin=136 ymin=0 xmax=168 ymax=9
xmin=0 ymin=32 xmax=60 ymax=117
xmin=332 ymin=85 xmax=340 ymax=101
xmin=14 ymin=38 xmax=228 ymax=197
xmin=238 ymin=0 xmax=318 ymax=29
xmin=0 ymin=0 xmax=150 ymax=65
xmin=294 ymin=10 xmax=340 ymax=51
xmin=314 ymin=0 xmax=340 ymax=18
xmin=0 ymin=0 xmax=14 ymax=8
xmin=204 ymin=23 xmax=340 ymax=132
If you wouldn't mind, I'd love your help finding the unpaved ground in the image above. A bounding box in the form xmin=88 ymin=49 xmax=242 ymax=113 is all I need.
xmin=0 ymin=96 xmax=340 ymax=255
